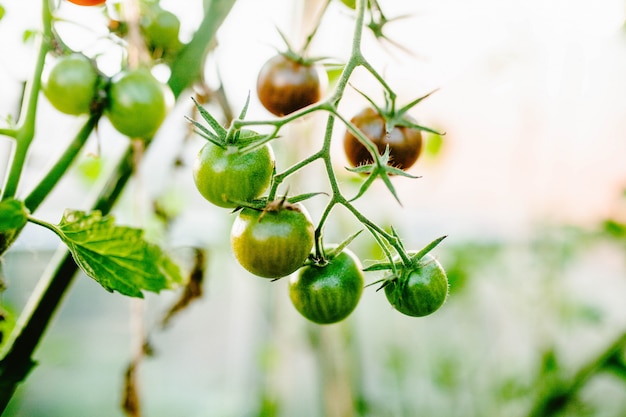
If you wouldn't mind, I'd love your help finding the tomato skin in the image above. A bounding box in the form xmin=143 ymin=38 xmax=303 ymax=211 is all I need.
xmin=42 ymin=54 xmax=99 ymax=116
xmin=231 ymin=205 xmax=315 ymax=279
xmin=384 ymin=254 xmax=448 ymax=317
xmin=66 ymin=0 xmax=106 ymax=5
xmin=106 ymin=68 xmax=168 ymax=138
xmin=289 ymin=248 xmax=364 ymax=324
xmin=344 ymin=107 xmax=423 ymax=170
xmin=193 ymin=141 xmax=274 ymax=208
xmin=256 ymin=54 xmax=321 ymax=117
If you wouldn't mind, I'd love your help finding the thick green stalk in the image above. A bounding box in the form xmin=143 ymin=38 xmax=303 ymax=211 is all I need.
xmin=167 ymin=0 xmax=237 ymax=98
xmin=0 ymin=1 xmax=52 ymax=201
xmin=24 ymin=113 xmax=101 ymax=212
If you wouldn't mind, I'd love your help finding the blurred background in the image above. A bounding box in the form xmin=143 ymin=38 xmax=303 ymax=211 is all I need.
xmin=1 ymin=0 xmax=626 ymax=416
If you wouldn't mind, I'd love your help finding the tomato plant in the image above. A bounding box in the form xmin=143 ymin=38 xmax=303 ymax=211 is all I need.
xmin=193 ymin=140 xmax=274 ymax=208
xmin=344 ymin=107 xmax=423 ymax=171
xmin=230 ymin=203 xmax=315 ymax=279
xmin=256 ymin=53 xmax=322 ymax=117
xmin=105 ymin=68 xmax=168 ymax=138
xmin=66 ymin=0 xmax=106 ymax=6
xmin=383 ymin=253 xmax=448 ymax=317
xmin=0 ymin=0 xmax=453 ymax=412
xmin=42 ymin=54 xmax=99 ymax=116
xmin=289 ymin=247 xmax=364 ymax=324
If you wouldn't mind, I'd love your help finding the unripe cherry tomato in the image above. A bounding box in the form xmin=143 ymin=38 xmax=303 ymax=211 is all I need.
xmin=384 ymin=254 xmax=448 ymax=317
xmin=106 ymin=68 xmax=168 ymax=138
xmin=289 ymin=248 xmax=364 ymax=324
xmin=141 ymin=8 xmax=181 ymax=51
xmin=42 ymin=54 xmax=99 ymax=116
xmin=344 ymin=107 xmax=423 ymax=171
xmin=256 ymin=54 xmax=321 ymax=117
xmin=231 ymin=204 xmax=315 ymax=279
xmin=193 ymin=141 xmax=274 ymax=208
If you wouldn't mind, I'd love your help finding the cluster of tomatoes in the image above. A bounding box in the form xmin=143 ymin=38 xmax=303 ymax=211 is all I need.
xmin=192 ymin=44 xmax=447 ymax=324
xmin=58 ymin=0 xmax=448 ymax=325
xmin=42 ymin=0 xmax=181 ymax=139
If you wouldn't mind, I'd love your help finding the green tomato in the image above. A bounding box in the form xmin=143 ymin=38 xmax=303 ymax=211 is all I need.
xmin=231 ymin=204 xmax=314 ymax=279
xmin=289 ymin=248 xmax=364 ymax=324
xmin=141 ymin=8 xmax=181 ymax=50
xmin=384 ymin=254 xmax=448 ymax=317
xmin=42 ymin=54 xmax=99 ymax=115
xmin=193 ymin=140 xmax=274 ymax=208
xmin=106 ymin=68 xmax=168 ymax=138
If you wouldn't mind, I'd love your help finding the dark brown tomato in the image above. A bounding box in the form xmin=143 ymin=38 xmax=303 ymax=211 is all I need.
xmin=343 ymin=107 xmax=423 ymax=171
xmin=256 ymin=54 xmax=321 ymax=117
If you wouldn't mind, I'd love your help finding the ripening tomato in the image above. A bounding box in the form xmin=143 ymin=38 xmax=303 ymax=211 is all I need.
xmin=66 ymin=0 xmax=106 ymax=6
xmin=384 ymin=254 xmax=448 ymax=317
xmin=256 ymin=54 xmax=321 ymax=117
xmin=344 ymin=107 xmax=423 ymax=170
xmin=231 ymin=204 xmax=315 ymax=279
xmin=106 ymin=68 xmax=168 ymax=138
xmin=289 ymin=248 xmax=364 ymax=324
xmin=193 ymin=140 xmax=274 ymax=208
xmin=42 ymin=54 xmax=99 ymax=115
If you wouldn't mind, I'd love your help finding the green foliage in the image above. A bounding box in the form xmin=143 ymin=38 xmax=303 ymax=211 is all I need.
xmin=44 ymin=210 xmax=183 ymax=298
xmin=0 ymin=199 xmax=28 ymax=233
xmin=0 ymin=199 xmax=28 ymax=257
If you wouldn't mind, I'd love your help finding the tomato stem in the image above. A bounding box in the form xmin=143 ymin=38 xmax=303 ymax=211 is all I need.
xmin=24 ymin=113 xmax=101 ymax=212
xmin=0 ymin=1 xmax=52 ymax=202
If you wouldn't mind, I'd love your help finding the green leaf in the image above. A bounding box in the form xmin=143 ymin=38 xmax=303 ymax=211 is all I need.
xmin=191 ymin=97 xmax=227 ymax=137
xmin=0 ymin=198 xmax=28 ymax=256
xmin=325 ymin=229 xmax=363 ymax=259
xmin=0 ymin=199 xmax=28 ymax=232
xmin=0 ymin=5 xmax=5 ymax=21
xmin=411 ymin=235 xmax=447 ymax=261
xmin=55 ymin=210 xmax=183 ymax=298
